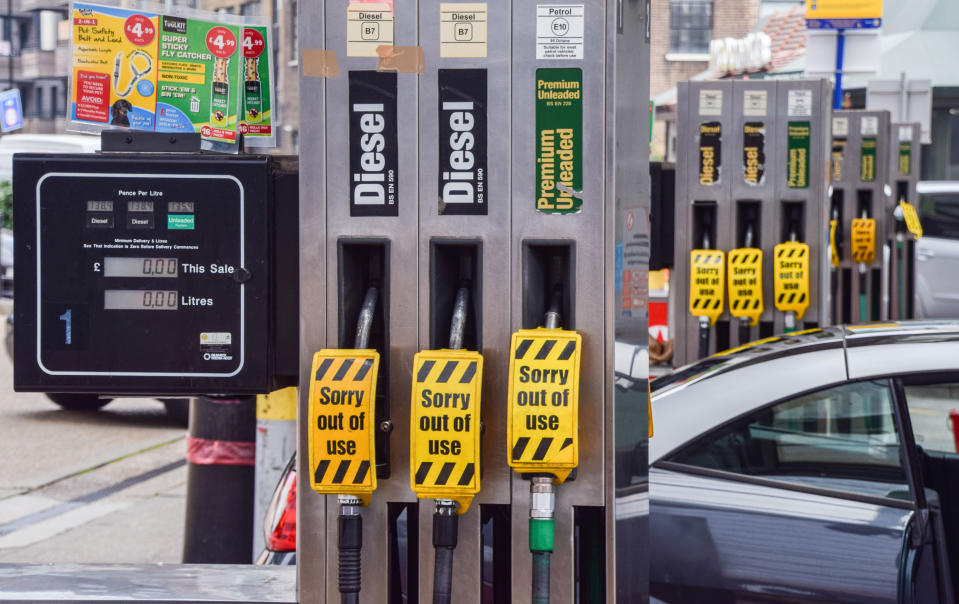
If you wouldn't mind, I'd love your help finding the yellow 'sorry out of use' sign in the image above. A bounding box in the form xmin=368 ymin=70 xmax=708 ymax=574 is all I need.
xmin=507 ymin=328 xmax=581 ymax=484
xmin=409 ymin=349 xmax=483 ymax=513
xmin=307 ymin=349 xmax=379 ymax=505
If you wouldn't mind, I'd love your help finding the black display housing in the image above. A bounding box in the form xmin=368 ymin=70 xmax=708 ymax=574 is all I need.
xmin=14 ymin=152 xmax=298 ymax=396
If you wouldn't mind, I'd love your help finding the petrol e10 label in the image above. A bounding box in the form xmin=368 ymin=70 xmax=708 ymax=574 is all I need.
xmin=507 ymin=328 xmax=581 ymax=483
xmin=308 ymin=349 xmax=379 ymax=503
xmin=410 ymin=350 xmax=483 ymax=512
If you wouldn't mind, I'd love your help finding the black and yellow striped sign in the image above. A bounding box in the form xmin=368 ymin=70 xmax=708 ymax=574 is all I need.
xmin=689 ymin=249 xmax=725 ymax=324
xmin=409 ymin=349 xmax=482 ymax=512
xmin=507 ymin=328 xmax=580 ymax=483
xmin=850 ymin=217 xmax=876 ymax=264
xmin=308 ymin=349 xmax=379 ymax=504
xmin=899 ymin=202 xmax=922 ymax=239
xmin=773 ymin=241 xmax=810 ymax=320
xmin=727 ymin=248 xmax=763 ymax=325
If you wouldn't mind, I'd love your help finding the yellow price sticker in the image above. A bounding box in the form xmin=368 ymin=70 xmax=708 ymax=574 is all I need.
xmin=773 ymin=242 xmax=810 ymax=320
xmin=689 ymin=250 xmax=725 ymax=325
xmin=409 ymin=349 xmax=483 ymax=513
xmin=727 ymin=248 xmax=763 ymax=326
xmin=850 ymin=218 xmax=876 ymax=264
xmin=507 ymin=328 xmax=581 ymax=484
xmin=899 ymin=202 xmax=923 ymax=239
xmin=308 ymin=349 xmax=379 ymax=504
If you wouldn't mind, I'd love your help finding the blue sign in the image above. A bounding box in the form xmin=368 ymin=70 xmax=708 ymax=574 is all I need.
xmin=0 ymin=88 xmax=22 ymax=133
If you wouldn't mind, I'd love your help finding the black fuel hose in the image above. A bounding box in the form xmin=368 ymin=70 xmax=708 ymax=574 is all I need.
xmin=338 ymin=510 xmax=362 ymax=604
xmin=432 ymin=507 xmax=458 ymax=604
xmin=532 ymin=551 xmax=551 ymax=604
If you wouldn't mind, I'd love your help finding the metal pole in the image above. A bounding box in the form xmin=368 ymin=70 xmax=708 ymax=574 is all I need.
xmin=899 ymin=71 xmax=908 ymax=121
xmin=832 ymin=29 xmax=845 ymax=110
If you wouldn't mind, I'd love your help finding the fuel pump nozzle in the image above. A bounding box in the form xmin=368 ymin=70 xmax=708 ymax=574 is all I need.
xmin=697 ymin=231 xmax=713 ymax=357
xmin=529 ymin=293 xmax=563 ymax=604
xmin=430 ymin=284 xmax=470 ymax=604
xmin=336 ymin=284 xmax=379 ymax=604
xmin=785 ymin=229 xmax=798 ymax=333
xmin=893 ymin=201 xmax=907 ymax=320
xmin=736 ymin=225 xmax=755 ymax=346
xmin=858 ymin=209 xmax=869 ymax=322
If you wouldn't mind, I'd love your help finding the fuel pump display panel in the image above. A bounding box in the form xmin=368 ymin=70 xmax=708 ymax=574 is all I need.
xmin=14 ymin=155 xmax=271 ymax=394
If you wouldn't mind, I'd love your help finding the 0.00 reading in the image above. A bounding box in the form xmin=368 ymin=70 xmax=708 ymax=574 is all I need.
xmin=104 ymin=289 xmax=179 ymax=310
xmin=104 ymin=257 xmax=177 ymax=278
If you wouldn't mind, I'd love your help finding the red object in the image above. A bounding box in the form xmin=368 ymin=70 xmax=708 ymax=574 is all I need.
xmin=265 ymin=468 xmax=297 ymax=552
xmin=206 ymin=26 xmax=238 ymax=58
xmin=950 ymin=409 xmax=959 ymax=453
xmin=243 ymin=28 xmax=266 ymax=58
xmin=185 ymin=435 xmax=255 ymax=466
xmin=123 ymin=14 xmax=156 ymax=46
xmin=75 ymin=72 xmax=110 ymax=123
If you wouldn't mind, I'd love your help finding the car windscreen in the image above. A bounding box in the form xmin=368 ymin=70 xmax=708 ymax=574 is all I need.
xmin=919 ymin=191 xmax=959 ymax=239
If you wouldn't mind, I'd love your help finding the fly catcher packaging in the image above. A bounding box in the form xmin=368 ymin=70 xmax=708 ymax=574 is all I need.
xmin=155 ymin=15 xmax=241 ymax=145
xmin=239 ymin=24 xmax=276 ymax=147
xmin=71 ymin=3 xmax=160 ymax=131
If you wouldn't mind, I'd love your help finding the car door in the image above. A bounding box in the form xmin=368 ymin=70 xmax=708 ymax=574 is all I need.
xmin=896 ymin=374 xmax=959 ymax=603
xmin=651 ymin=379 xmax=924 ymax=603
xmin=916 ymin=190 xmax=959 ymax=318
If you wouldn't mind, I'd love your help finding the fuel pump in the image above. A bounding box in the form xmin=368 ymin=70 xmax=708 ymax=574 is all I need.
xmin=829 ymin=192 xmax=843 ymax=323
xmin=728 ymin=208 xmax=763 ymax=346
xmin=308 ymin=285 xmax=381 ymax=604
xmin=507 ymin=284 xmax=581 ymax=604
xmin=410 ymin=284 xmax=483 ymax=604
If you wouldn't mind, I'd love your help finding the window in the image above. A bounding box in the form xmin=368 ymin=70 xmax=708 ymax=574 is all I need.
xmin=241 ymin=2 xmax=260 ymax=17
xmin=669 ymin=0 xmax=713 ymax=55
xmin=918 ymin=192 xmax=959 ymax=240
xmin=904 ymin=382 xmax=959 ymax=454
xmin=669 ymin=380 xmax=910 ymax=499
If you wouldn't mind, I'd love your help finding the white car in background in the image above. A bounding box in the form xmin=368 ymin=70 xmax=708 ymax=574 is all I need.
xmin=916 ymin=181 xmax=959 ymax=318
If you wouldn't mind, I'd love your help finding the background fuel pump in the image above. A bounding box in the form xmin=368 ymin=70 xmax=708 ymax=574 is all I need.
xmin=830 ymin=110 xmax=891 ymax=324
xmin=672 ymin=79 xmax=831 ymax=366
xmin=886 ymin=122 xmax=922 ymax=320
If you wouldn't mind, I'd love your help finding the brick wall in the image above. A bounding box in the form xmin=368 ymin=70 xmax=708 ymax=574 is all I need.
xmin=650 ymin=0 xmax=760 ymax=97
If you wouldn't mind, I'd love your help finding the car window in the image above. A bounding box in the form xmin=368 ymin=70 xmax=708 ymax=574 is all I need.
xmin=919 ymin=192 xmax=959 ymax=240
xmin=668 ymin=379 xmax=911 ymax=500
xmin=903 ymin=382 xmax=959 ymax=454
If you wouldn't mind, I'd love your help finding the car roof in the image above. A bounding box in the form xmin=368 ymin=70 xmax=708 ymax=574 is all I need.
xmin=650 ymin=320 xmax=959 ymax=462
xmin=652 ymin=320 xmax=959 ymax=396
xmin=917 ymin=181 xmax=959 ymax=194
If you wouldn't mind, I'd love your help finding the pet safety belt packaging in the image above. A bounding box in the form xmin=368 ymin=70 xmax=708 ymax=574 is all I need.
xmin=71 ymin=2 xmax=160 ymax=131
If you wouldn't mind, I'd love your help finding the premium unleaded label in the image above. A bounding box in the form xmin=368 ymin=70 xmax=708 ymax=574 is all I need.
xmin=787 ymin=121 xmax=810 ymax=189
xmin=861 ymin=137 xmax=877 ymax=182
xmin=349 ymin=71 xmax=398 ymax=217
xmin=438 ymin=69 xmax=487 ymax=215
xmin=535 ymin=68 xmax=582 ymax=214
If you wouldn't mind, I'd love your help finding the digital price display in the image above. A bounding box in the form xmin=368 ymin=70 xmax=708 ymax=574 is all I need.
xmin=13 ymin=154 xmax=272 ymax=395
xmin=105 ymin=289 xmax=179 ymax=310
xmin=128 ymin=201 xmax=154 ymax=212
xmin=168 ymin=201 xmax=195 ymax=213
xmin=87 ymin=200 xmax=114 ymax=212
xmin=104 ymin=257 xmax=177 ymax=278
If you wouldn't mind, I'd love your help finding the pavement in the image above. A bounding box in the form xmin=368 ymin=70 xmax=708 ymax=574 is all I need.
xmin=0 ymin=302 xmax=188 ymax=563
